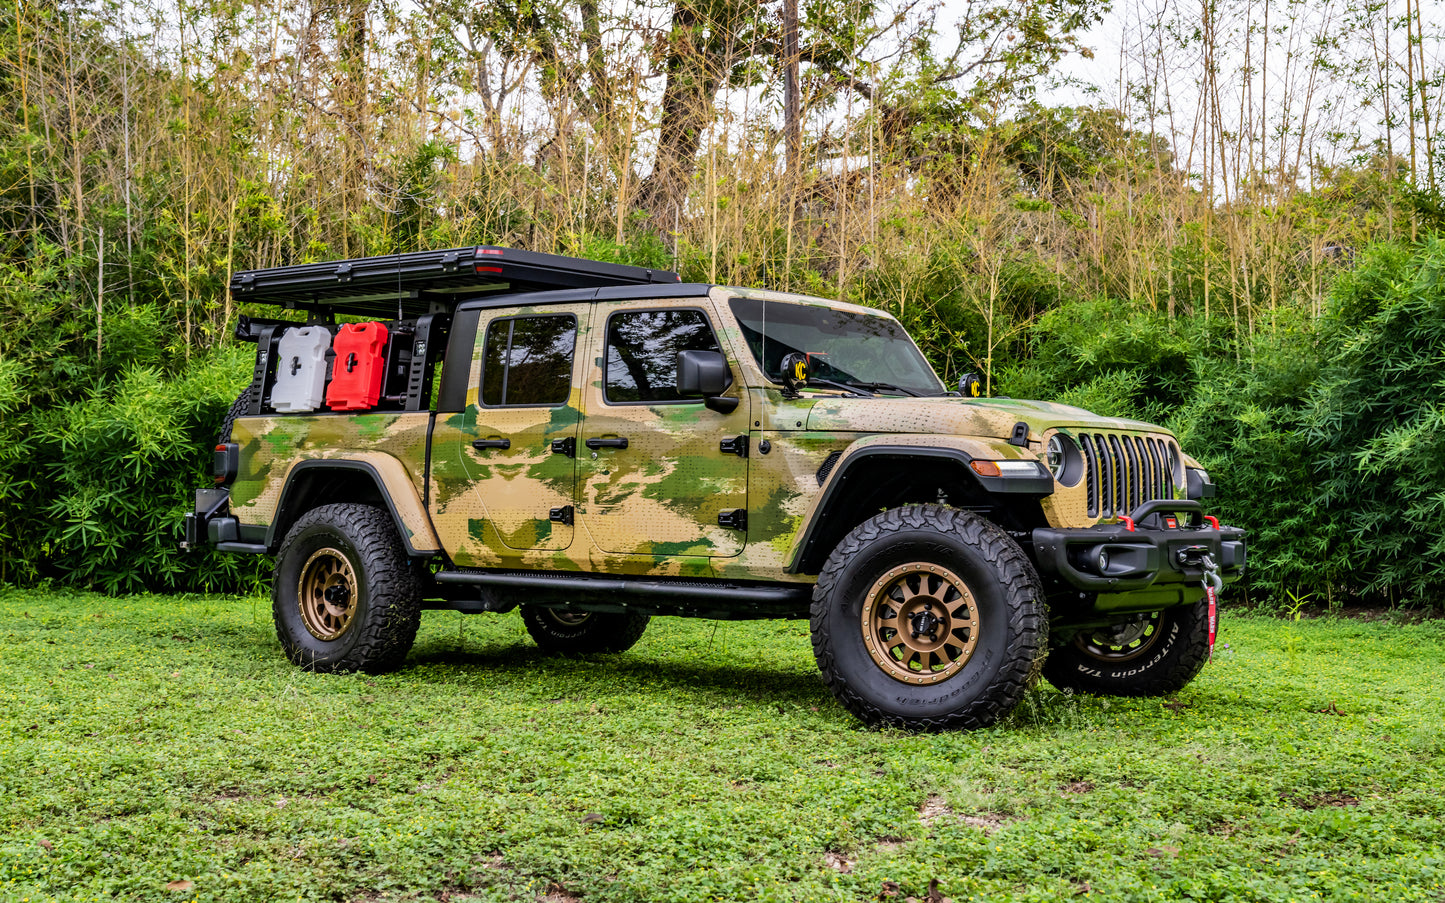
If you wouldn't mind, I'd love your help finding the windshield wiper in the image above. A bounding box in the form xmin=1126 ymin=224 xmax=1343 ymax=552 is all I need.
xmin=806 ymin=378 xmax=875 ymax=397
xmin=846 ymin=381 xmax=925 ymax=397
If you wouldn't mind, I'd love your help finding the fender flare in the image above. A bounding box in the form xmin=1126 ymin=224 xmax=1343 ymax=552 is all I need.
xmin=266 ymin=455 xmax=441 ymax=557
xmin=786 ymin=441 xmax=1053 ymax=574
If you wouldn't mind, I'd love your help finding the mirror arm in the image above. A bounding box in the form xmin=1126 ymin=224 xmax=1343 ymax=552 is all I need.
xmin=704 ymin=395 xmax=739 ymax=414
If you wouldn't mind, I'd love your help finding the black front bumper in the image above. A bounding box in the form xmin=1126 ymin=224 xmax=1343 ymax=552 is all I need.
xmin=1032 ymin=499 xmax=1245 ymax=594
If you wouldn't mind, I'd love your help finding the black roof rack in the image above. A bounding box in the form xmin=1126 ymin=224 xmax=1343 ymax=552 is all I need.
xmin=229 ymin=246 xmax=681 ymax=319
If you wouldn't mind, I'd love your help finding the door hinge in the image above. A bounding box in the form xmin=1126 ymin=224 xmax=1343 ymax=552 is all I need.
xmin=549 ymin=505 xmax=574 ymax=525
xmin=550 ymin=437 xmax=576 ymax=458
xmin=718 ymin=508 xmax=747 ymax=530
xmin=719 ymin=435 xmax=749 ymax=457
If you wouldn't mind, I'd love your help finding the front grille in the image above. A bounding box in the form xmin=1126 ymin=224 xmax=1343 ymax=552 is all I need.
xmin=1080 ymin=433 xmax=1178 ymax=518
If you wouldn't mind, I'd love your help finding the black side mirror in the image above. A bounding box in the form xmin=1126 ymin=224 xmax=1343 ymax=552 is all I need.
xmin=677 ymin=349 xmax=731 ymax=396
xmin=676 ymin=349 xmax=738 ymax=413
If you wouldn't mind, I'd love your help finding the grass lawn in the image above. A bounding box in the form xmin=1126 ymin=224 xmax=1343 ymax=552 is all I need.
xmin=1 ymin=589 xmax=1442 ymax=903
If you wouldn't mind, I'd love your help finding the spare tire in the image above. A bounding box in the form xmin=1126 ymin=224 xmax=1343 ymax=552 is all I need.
xmin=218 ymin=386 xmax=253 ymax=445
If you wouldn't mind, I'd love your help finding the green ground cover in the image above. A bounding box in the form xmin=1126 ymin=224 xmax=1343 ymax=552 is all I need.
xmin=1 ymin=589 xmax=1442 ymax=903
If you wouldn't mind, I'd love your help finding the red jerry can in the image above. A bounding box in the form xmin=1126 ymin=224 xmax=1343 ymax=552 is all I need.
xmin=326 ymin=322 xmax=390 ymax=411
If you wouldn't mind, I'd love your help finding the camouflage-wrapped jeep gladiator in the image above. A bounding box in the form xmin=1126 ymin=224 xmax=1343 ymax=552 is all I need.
xmin=184 ymin=246 xmax=1245 ymax=730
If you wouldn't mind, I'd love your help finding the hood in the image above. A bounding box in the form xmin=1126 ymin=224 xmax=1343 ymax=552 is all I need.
xmin=804 ymin=395 xmax=1169 ymax=440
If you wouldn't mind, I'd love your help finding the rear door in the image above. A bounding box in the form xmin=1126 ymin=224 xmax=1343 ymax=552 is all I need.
xmin=455 ymin=306 xmax=586 ymax=553
xmin=577 ymin=299 xmax=751 ymax=558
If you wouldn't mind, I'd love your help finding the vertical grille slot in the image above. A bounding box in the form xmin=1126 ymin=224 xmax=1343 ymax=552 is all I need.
xmin=1102 ymin=433 xmax=1118 ymax=517
xmin=1132 ymin=436 xmax=1150 ymax=502
xmin=1122 ymin=437 xmax=1140 ymax=510
xmin=1094 ymin=432 xmax=1114 ymax=517
xmin=1150 ymin=437 xmax=1167 ymax=498
xmin=1144 ymin=437 xmax=1162 ymax=498
xmin=1081 ymin=434 xmax=1099 ymax=517
xmin=1107 ymin=435 xmax=1125 ymax=515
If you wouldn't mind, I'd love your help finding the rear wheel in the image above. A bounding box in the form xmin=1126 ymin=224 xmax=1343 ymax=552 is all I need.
xmin=521 ymin=606 xmax=649 ymax=654
xmin=1043 ymin=602 xmax=1210 ymax=696
xmin=272 ymin=503 xmax=421 ymax=673
xmin=810 ymin=505 xmax=1047 ymax=731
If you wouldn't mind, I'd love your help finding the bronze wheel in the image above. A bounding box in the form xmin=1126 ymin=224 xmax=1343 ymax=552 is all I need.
xmin=297 ymin=547 xmax=359 ymax=641
xmin=860 ymin=561 xmax=981 ymax=685
xmin=544 ymin=610 xmax=592 ymax=627
xmin=1072 ymin=613 xmax=1164 ymax=664
xmin=1043 ymin=602 xmax=1211 ymax=697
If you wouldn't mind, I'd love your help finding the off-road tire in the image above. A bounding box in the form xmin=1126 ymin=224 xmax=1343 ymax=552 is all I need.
xmin=1043 ymin=602 xmax=1210 ymax=697
xmin=272 ymin=503 xmax=422 ymax=673
xmin=811 ymin=505 xmax=1047 ymax=731
xmin=521 ymin=606 xmax=649 ymax=654
xmin=219 ymin=386 xmax=253 ymax=444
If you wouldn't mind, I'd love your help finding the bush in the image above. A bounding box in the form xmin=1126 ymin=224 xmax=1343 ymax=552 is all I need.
xmin=31 ymin=345 xmax=266 ymax=594
xmin=0 ymin=357 xmax=35 ymax=584
xmin=1301 ymin=237 xmax=1445 ymax=605
xmin=1177 ymin=237 xmax=1445 ymax=610
xmin=1170 ymin=309 xmax=1322 ymax=606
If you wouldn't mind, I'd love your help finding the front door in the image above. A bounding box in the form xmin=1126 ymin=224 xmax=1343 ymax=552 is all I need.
xmin=578 ymin=300 xmax=751 ymax=558
xmin=456 ymin=307 xmax=585 ymax=552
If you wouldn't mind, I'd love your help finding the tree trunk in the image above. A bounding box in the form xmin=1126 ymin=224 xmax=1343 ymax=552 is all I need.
xmin=783 ymin=0 xmax=800 ymax=177
xmin=637 ymin=2 xmax=723 ymax=220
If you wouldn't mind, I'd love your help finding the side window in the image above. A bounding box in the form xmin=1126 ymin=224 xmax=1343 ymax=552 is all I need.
xmin=480 ymin=314 xmax=576 ymax=407
xmin=605 ymin=309 xmax=721 ymax=403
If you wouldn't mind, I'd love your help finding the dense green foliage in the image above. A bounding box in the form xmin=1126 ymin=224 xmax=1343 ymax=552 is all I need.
xmin=2 ymin=590 xmax=1443 ymax=901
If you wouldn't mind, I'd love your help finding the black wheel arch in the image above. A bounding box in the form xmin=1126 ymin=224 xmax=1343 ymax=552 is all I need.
xmin=265 ymin=460 xmax=439 ymax=559
xmin=788 ymin=446 xmax=1053 ymax=575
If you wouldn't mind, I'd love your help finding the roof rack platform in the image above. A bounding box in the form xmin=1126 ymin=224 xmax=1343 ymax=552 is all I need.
xmin=230 ymin=246 xmax=681 ymax=320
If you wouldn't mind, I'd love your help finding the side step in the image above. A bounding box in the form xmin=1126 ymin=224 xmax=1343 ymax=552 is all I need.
xmin=431 ymin=569 xmax=813 ymax=619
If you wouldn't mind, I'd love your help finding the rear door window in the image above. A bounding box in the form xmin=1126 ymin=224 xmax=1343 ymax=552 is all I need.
xmin=481 ymin=314 xmax=577 ymax=406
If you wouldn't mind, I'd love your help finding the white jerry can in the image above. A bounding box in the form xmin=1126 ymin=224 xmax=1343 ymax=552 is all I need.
xmin=271 ymin=326 xmax=331 ymax=412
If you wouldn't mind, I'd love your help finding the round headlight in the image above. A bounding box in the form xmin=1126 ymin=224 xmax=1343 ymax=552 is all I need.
xmin=1046 ymin=435 xmax=1066 ymax=477
xmin=1045 ymin=434 xmax=1082 ymax=487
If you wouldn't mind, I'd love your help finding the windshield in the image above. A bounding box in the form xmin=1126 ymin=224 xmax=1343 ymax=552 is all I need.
xmin=727 ymin=293 xmax=945 ymax=396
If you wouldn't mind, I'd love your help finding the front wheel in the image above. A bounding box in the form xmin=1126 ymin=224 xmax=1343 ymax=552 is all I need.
xmin=1043 ymin=602 xmax=1211 ymax=697
xmin=520 ymin=606 xmax=650 ymax=654
xmin=272 ymin=503 xmax=422 ymax=673
xmin=810 ymin=506 xmax=1048 ymax=731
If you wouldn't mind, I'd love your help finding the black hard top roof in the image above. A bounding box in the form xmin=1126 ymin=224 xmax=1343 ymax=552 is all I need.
xmin=229 ymin=246 xmax=683 ymax=319
xmin=453 ymin=282 xmax=714 ymax=312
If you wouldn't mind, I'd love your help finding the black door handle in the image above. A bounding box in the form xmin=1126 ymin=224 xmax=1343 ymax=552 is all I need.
xmin=472 ymin=438 xmax=511 ymax=450
xmin=585 ymin=437 xmax=629 ymax=450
